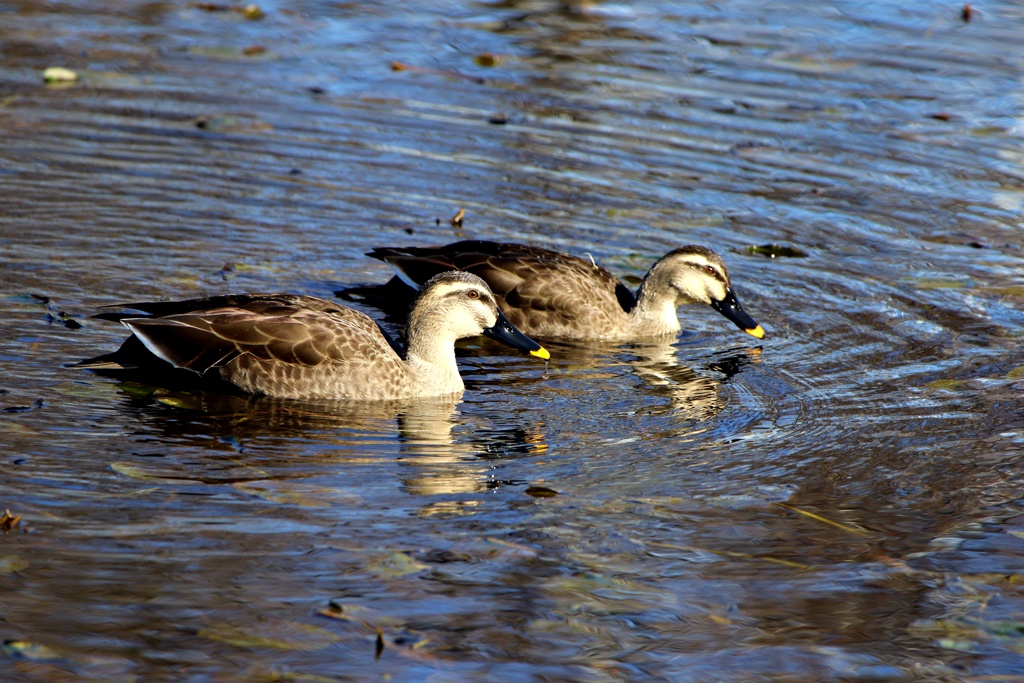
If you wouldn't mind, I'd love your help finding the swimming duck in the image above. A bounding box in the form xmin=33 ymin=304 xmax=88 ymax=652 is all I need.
xmin=77 ymin=271 xmax=549 ymax=400
xmin=340 ymin=241 xmax=764 ymax=342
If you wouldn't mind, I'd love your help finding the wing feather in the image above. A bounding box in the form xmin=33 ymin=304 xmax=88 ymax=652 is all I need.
xmin=368 ymin=241 xmax=636 ymax=337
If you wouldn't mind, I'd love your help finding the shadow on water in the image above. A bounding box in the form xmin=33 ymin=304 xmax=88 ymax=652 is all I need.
xmin=2 ymin=0 xmax=1024 ymax=680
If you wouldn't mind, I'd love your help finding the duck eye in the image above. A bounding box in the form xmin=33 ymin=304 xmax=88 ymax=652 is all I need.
xmin=466 ymin=289 xmax=480 ymax=300
xmin=705 ymin=266 xmax=716 ymax=276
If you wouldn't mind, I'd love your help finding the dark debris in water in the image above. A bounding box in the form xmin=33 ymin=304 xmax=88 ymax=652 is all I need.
xmin=390 ymin=61 xmax=485 ymax=85
xmin=928 ymin=233 xmax=988 ymax=249
xmin=2 ymin=640 xmax=61 ymax=661
xmin=2 ymin=398 xmax=43 ymax=414
xmin=26 ymin=294 xmax=83 ymax=328
xmin=316 ymin=601 xmax=343 ymax=620
xmin=474 ymin=53 xmax=503 ymax=67
xmin=746 ymin=244 xmax=809 ymax=259
xmin=190 ymin=2 xmax=265 ymax=20
xmin=525 ymin=485 xmax=559 ymax=498
xmin=414 ymin=548 xmax=472 ymax=564
xmin=1 ymin=509 xmax=23 ymax=534
xmin=45 ymin=311 xmax=83 ymax=329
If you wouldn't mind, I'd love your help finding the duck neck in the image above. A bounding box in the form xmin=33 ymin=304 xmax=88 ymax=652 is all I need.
xmin=630 ymin=270 xmax=683 ymax=337
xmin=404 ymin=311 xmax=465 ymax=394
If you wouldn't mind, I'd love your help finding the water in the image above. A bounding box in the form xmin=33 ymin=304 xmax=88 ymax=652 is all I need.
xmin=2 ymin=1 xmax=1024 ymax=680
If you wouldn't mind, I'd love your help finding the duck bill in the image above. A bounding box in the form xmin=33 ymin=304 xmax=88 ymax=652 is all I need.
xmin=710 ymin=290 xmax=765 ymax=339
xmin=483 ymin=310 xmax=550 ymax=360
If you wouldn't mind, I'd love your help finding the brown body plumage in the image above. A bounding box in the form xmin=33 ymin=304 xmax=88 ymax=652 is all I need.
xmin=77 ymin=272 xmax=548 ymax=400
xmin=340 ymin=241 xmax=764 ymax=342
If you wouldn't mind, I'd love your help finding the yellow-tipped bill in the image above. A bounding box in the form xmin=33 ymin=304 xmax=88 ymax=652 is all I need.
xmin=484 ymin=309 xmax=550 ymax=361
xmin=710 ymin=290 xmax=764 ymax=340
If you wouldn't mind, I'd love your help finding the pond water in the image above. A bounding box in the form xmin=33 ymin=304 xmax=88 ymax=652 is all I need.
xmin=2 ymin=1 xmax=1024 ymax=680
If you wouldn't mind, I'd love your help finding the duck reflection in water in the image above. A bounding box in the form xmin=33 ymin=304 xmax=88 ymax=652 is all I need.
xmin=93 ymin=386 xmax=551 ymax=503
xmin=543 ymin=339 xmax=761 ymax=421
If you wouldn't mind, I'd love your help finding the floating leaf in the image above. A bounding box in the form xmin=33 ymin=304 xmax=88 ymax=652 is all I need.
xmin=0 ymin=554 xmax=29 ymax=575
xmin=1 ymin=510 xmax=22 ymax=533
xmin=199 ymin=621 xmax=340 ymax=651
xmin=485 ymin=537 xmax=539 ymax=558
xmin=43 ymin=67 xmax=78 ymax=83
xmin=117 ymin=382 xmax=162 ymax=399
xmin=233 ymin=481 xmax=353 ymax=508
xmin=378 ymin=629 xmax=435 ymax=661
xmin=1 ymin=640 xmax=61 ymax=660
xmin=111 ymin=462 xmax=195 ymax=484
xmin=969 ymin=126 xmax=1009 ymax=137
xmin=647 ymin=540 xmax=813 ymax=570
xmin=987 ymin=286 xmax=1024 ymax=298
xmin=153 ymin=393 xmax=204 ymax=409
xmin=774 ymin=502 xmax=870 ymax=536
xmin=474 ymin=53 xmax=503 ymax=67
xmin=543 ymin=572 xmax=673 ymax=614
xmin=926 ymin=379 xmax=965 ymax=391
xmin=191 ymin=1 xmax=263 ymax=17
xmin=902 ymin=278 xmax=968 ymax=290
xmin=231 ymin=261 xmax=282 ymax=273
xmin=364 ymin=552 xmax=428 ymax=578
xmin=935 ymin=637 xmax=979 ymax=652
xmin=387 ymin=61 xmax=484 ymax=84
xmin=315 ymin=602 xmax=404 ymax=628
xmin=52 ymin=381 xmax=114 ymax=399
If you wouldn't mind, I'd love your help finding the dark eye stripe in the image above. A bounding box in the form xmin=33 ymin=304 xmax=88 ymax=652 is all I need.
xmin=445 ymin=288 xmax=494 ymax=305
xmin=688 ymin=261 xmax=725 ymax=283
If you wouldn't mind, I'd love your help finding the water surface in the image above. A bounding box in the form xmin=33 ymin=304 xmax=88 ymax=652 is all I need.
xmin=2 ymin=1 xmax=1024 ymax=680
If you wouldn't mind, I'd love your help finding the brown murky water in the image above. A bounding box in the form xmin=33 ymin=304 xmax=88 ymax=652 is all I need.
xmin=2 ymin=1 xmax=1024 ymax=680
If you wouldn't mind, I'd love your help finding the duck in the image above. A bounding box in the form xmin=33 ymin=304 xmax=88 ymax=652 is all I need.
xmin=339 ymin=240 xmax=764 ymax=342
xmin=76 ymin=271 xmax=549 ymax=400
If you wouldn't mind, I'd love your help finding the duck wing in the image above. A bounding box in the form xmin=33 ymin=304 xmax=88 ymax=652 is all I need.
xmin=85 ymin=295 xmax=402 ymax=376
xmin=364 ymin=241 xmax=637 ymax=335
